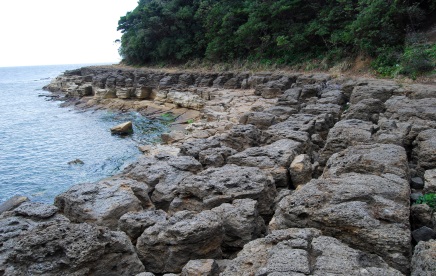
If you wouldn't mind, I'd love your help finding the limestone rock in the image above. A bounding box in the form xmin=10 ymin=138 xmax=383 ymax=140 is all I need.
xmin=227 ymin=139 xmax=301 ymax=187
xmin=0 ymin=196 xmax=29 ymax=215
xmin=110 ymin=121 xmax=133 ymax=135
xmin=413 ymin=129 xmax=436 ymax=175
xmin=219 ymin=125 xmax=262 ymax=151
xmin=211 ymin=199 xmax=265 ymax=252
xmin=118 ymin=210 xmax=168 ymax=243
xmin=221 ymin=228 xmax=402 ymax=276
xmin=181 ymin=259 xmax=219 ymax=276
xmin=343 ymin=98 xmax=385 ymax=123
xmin=2 ymin=221 xmax=144 ymax=275
xmin=350 ymin=83 xmax=398 ymax=104
xmin=136 ymin=210 xmax=223 ymax=273
xmin=289 ymin=154 xmax=312 ymax=188
xmin=424 ymin=169 xmax=436 ymax=194
xmin=169 ymin=165 xmax=276 ymax=216
xmin=179 ymin=138 xmax=221 ymax=159
xmin=411 ymin=240 xmax=436 ymax=276
xmin=271 ymin=173 xmax=411 ymax=273
xmin=239 ymin=111 xmax=276 ymax=129
xmin=55 ymin=176 xmax=153 ymax=229
xmin=323 ymin=143 xmax=410 ymax=180
xmin=198 ymin=146 xmax=236 ymax=167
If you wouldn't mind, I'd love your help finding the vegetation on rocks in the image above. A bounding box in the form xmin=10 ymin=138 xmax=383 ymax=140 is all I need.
xmin=415 ymin=193 xmax=436 ymax=209
xmin=117 ymin=0 xmax=436 ymax=77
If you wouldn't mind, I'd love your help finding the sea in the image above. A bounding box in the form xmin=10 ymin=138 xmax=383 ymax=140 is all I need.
xmin=0 ymin=64 xmax=169 ymax=204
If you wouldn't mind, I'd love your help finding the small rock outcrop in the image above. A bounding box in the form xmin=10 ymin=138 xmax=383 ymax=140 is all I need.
xmin=111 ymin=121 xmax=133 ymax=135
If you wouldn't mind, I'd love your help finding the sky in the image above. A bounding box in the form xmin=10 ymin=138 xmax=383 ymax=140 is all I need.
xmin=0 ymin=0 xmax=139 ymax=67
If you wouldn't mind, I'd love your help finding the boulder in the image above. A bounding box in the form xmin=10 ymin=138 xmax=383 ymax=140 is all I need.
xmin=343 ymin=98 xmax=385 ymax=123
xmin=374 ymin=118 xmax=412 ymax=147
xmin=219 ymin=125 xmax=262 ymax=151
xmin=289 ymin=154 xmax=313 ymax=188
xmin=2 ymin=221 xmax=144 ymax=275
xmin=413 ymin=129 xmax=436 ymax=176
xmin=123 ymin=155 xmax=199 ymax=210
xmin=227 ymin=139 xmax=302 ymax=187
xmin=211 ymin=199 xmax=265 ymax=252
xmin=110 ymin=121 xmax=133 ymax=135
xmin=410 ymin=204 xmax=434 ymax=230
xmin=350 ymin=83 xmax=398 ymax=104
xmin=181 ymin=259 xmax=220 ymax=276
xmin=221 ymin=228 xmax=402 ymax=275
xmin=412 ymin=226 xmax=436 ymax=243
xmin=198 ymin=146 xmax=237 ymax=167
xmin=136 ymin=210 xmax=224 ymax=273
xmin=179 ymin=138 xmax=221 ymax=159
xmin=424 ymin=169 xmax=436 ymax=194
xmin=169 ymin=165 xmax=276 ymax=216
xmin=55 ymin=176 xmax=153 ymax=229
xmin=118 ymin=210 xmax=168 ymax=243
xmin=323 ymin=143 xmax=410 ymax=180
xmin=271 ymin=173 xmax=411 ymax=273
xmin=411 ymin=240 xmax=436 ymax=276
xmin=239 ymin=112 xmax=276 ymax=129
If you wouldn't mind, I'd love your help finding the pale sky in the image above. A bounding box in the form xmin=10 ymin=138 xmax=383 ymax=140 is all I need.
xmin=0 ymin=0 xmax=139 ymax=67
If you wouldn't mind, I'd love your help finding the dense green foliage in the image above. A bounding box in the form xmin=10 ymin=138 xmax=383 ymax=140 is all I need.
xmin=118 ymin=0 xmax=436 ymax=75
xmin=415 ymin=193 xmax=436 ymax=209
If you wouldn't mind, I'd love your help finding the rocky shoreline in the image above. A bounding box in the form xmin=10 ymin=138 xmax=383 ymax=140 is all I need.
xmin=1 ymin=65 xmax=436 ymax=275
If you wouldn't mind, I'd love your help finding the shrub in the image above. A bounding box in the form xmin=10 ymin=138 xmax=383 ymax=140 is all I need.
xmin=415 ymin=193 xmax=436 ymax=209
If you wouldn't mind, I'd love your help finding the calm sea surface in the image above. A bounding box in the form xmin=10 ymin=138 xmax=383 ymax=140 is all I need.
xmin=0 ymin=64 xmax=168 ymax=204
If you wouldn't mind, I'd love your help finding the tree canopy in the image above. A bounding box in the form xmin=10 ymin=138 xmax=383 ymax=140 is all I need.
xmin=117 ymin=0 xmax=436 ymax=69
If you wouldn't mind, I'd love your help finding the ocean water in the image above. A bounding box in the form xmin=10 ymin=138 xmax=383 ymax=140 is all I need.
xmin=0 ymin=64 xmax=168 ymax=204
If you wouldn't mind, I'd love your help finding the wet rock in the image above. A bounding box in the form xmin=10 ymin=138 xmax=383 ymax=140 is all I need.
xmin=55 ymin=177 xmax=153 ymax=229
xmin=211 ymin=199 xmax=265 ymax=252
xmin=0 ymin=196 xmax=29 ymax=215
xmin=412 ymin=226 xmax=436 ymax=243
xmin=323 ymin=143 xmax=410 ymax=180
xmin=169 ymin=165 xmax=276 ymax=216
xmin=271 ymin=173 xmax=411 ymax=273
xmin=110 ymin=121 xmax=133 ymax=135
xmin=411 ymin=240 xmax=436 ymax=276
xmin=136 ymin=210 xmax=223 ymax=274
xmin=221 ymin=228 xmax=402 ymax=276
xmin=181 ymin=259 xmax=219 ymax=276
xmin=289 ymin=154 xmax=313 ymax=188
xmin=1 ymin=221 xmax=144 ymax=276
xmin=118 ymin=210 xmax=168 ymax=243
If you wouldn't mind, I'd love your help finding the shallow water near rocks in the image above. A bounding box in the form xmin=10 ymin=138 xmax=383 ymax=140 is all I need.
xmin=0 ymin=64 xmax=169 ymax=204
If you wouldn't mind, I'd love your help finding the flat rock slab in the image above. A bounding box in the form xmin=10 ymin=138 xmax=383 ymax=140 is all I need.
xmin=271 ymin=173 xmax=411 ymax=273
xmin=221 ymin=228 xmax=402 ymax=275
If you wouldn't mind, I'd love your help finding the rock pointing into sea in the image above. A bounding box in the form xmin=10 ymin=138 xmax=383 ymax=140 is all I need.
xmin=111 ymin=121 xmax=133 ymax=135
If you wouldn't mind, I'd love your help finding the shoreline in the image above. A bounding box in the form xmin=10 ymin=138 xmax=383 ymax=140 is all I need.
xmin=1 ymin=65 xmax=436 ymax=275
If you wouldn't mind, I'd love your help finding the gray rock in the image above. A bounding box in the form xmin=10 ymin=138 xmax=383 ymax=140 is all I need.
xmin=211 ymin=199 xmax=265 ymax=252
xmin=1 ymin=221 xmax=144 ymax=276
xmin=123 ymin=156 xmax=195 ymax=210
xmin=374 ymin=118 xmax=412 ymax=147
xmin=13 ymin=202 xmax=58 ymax=219
xmin=411 ymin=204 xmax=434 ymax=230
xmin=179 ymin=137 xmax=221 ymax=159
xmin=220 ymin=125 xmax=262 ymax=151
xmin=118 ymin=210 xmax=168 ymax=243
xmin=136 ymin=210 xmax=224 ymax=273
xmin=111 ymin=121 xmax=133 ymax=135
xmin=0 ymin=196 xmax=29 ymax=215
xmin=411 ymin=240 xmax=436 ymax=276
xmin=255 ymin=77 xmax=294 ymax=99
xmin=412 ymin=226 xmax=436 ymax=243
xmin=301 ymin=103 xmax=342 ymax=121
xmin=411 ymin=177 xmax=425 ymax=189
xmin=169 ymin=165 xmax=276 ymax=216
xmin=198 ymin=146 xmax=237 ymax=167
xmin=424 ymin=169 xmax=436 ymax=194
xmin=55 ymin=176 xmax=153 ymax=229
xmin=271 ymin=173 xmax=411 ymax=273
xmin=319 ymin=119 xmax=375 ymax=165
xmin=323 ymin=143 xmax=410 ymax=180
xmin=385 ymin=96 xmax=436 ymax=122
xmin=343 ymin=98 xmax=385 ymax=123
xmin=227 ymin=138 xmax=301 ymax=187
xmin=181 ymin=259 xmax=219 ymax=276
xmin=289 ymin=154 xmax=312 ymax=188
xmin=350 ymin=83 xmax=398 ymax=104
xmin=413 ymin=129 xmax=436 ymax=176
xmin=264 ymin=106 xmax=298 ymax=121
xmin=239 ymin=112 xmax=277 ymax=129
xmin=136 ymin=273 xmax=155 ymax=276
xmin=221 ymin=228 xmax=402 ymax=276
xmin=318 ymin=89 xmax=345 ymax=105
